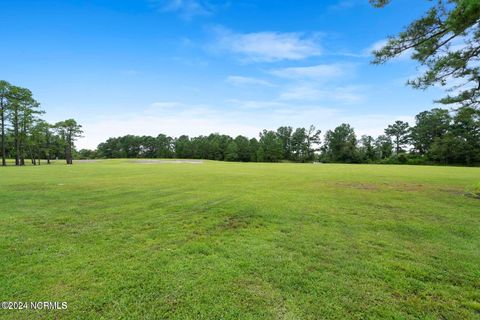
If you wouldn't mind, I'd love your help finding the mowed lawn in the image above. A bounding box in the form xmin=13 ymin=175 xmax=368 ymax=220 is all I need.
xmin=0 ymin=160 xmax=479 ymax=319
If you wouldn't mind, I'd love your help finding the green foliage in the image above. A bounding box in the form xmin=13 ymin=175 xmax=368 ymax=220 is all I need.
xmin=385 ymin=120 xmax=410 ymax=155
xmin=88 ymin=107 xmax=480 ymax=166
xmin=322 ymin=123 xmax=359 ymax=163
xmin=0 ymin=80 xmax=81 ymax=165
xmin=258 ymin=130 xmax=283 ymax=162
xmin=359 ymin=135 xmax=377 ymax=162
xmin=3 ymin=82 xmax=477 ymax=166
xmin=411 ymin=108 xmax=451 ymax=155
xmin=372 ymin=0 xmax=480 ymax=108
xmin=375 ymin=134 xmax=394 ymax=159
xmin=225 ymin=141 xmax=239 ymax=161
xmin=234 ymin=135 xmax=251 ymax=162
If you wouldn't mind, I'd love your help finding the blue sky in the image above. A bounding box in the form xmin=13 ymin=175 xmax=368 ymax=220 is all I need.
xmin=0 ymin=0 xmax=443 ymax=149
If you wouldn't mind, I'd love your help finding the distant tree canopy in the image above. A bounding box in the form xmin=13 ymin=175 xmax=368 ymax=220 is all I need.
xmin=84 ymin=106 xmax=480 ymax=166
xmin=0 ymin=81 xmax=82 ymax=165
xmin=2 ymin=80 xmax=479 ymax=167
xmin=372 ymin=0 xmax=480 ymax=109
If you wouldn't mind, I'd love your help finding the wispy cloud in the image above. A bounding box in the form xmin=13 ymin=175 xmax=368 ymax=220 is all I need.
xmin=77 ymin=100 xmax=413 ymax=149
xmin=270 ymin=64 xmax=347 ymax=80
xmin=328 ymin=0 xmax=367 ymax=11
xmin=336 ymin=39 xmax=414 ymax=60
xmin=329 ymin=0 xmax=356 ymax=10
xmin=226 ymin=75 xmax=274 ymax=87
xmin=153 ymin=0 xmax=213 ymax=19
xmin=363 ymin=39 xmax=413 ymax=60
xmin=226 ymin=99 xmax=286 ymax=109
xmin=211 ymin=26 xmax=322 ymax=62
xmin=279 ymin=85 xmax=366 ymax=104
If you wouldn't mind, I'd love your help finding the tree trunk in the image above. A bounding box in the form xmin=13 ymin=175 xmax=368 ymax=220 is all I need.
xmin=46 ymin=137 xmax=51 ymax=165
xmin=20 ymin=122 xmax=26 ymax=166
xmin=14 ymin=110 xmax=20 ymax=166
xmin=66 ymin=141 xmax=73 ymax=165
xmin=1 ymin=100 xmax=5 ymax=166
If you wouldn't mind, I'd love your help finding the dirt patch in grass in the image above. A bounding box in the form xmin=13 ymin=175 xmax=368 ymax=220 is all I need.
xmin=388 ymin=183 xmax=428 ymax=192
xmin=439 ymin=188 xmax=466 ymax=196
xmin=331 ymin=182 xmax=472 ymax=199
xmin=221 ymin=215 xmax=251 ymax=230
xmin=332 ymin=182 xmax=379 ymax=190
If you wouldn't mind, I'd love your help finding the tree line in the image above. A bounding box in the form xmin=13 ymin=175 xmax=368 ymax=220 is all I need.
xmin=0 ymin=80 xmax=83 ymax=166
xmin=2 ymin=80 xmax=478 ymax=166
xmin=82 ymin=106 xmax=480 ymax=165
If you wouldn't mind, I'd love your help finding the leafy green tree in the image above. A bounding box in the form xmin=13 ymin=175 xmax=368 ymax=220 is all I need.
xmin=411 ymin=108 xmax=452 ymax=155
xmin=55 ymin=119 xmax=83 ymax=165
xmin=385 ymin=120 xmax=410 ymax=154
xmin=249 ymin=138 xmax=259 ymax=162
xmin=256 ymin=146 xmax=265 ymax=162
xmin=359 ymin=135 xmax=376 ymax=162
xmin=21 ymin=100 xmax=44 ymax=165
xmin=29 ymin=120 xmax=48 ymax=165
xmin=305 ymin=125 xmax=321 ymax=161
xmin=289 ymin=126 xmax=321 ymax=162
xmin=291 ymin=127 xmax=308 ymax=162
xmin=77 ymin=149 xmax=97 ymax=159
xmin=374 ymin=135 xmax=393 ymax=159
xmin=276 ymin=126 xmax=293 ymax=160
xmin=429 ymin=133 xmax=460 ymax=164
xmin=372 ymin=0 xmax=480 ymax=108
xmin=234 ymin=135 xmax=251 ymax=162
xmin=258 ymin=130 xmax=283 ymax=162
xmin=322 ymin=124 xmax=358 ymax=163
xmin=7 ymin=86 xmax=35 ymax=165
xmin=451 ymin=106 xmax=480 ymax=164
xmin=174 ymin=135 xmax=192 ymax=159
xmin=156 ymin=134 xmax=174 ymax=158
xmin=41 ymin=121 xmax=54 ymax=164
xmin=206 ymin=134 xmax=223 ymax=160
xmin=225 ymin=141 xmax=239 ymax=161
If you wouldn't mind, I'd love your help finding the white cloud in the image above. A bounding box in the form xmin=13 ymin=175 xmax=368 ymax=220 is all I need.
xmin=279 ymin=85 xmax=366 ymax=103
xmin=226 ymin=75 xmax=275 ymax=87
xmin=367 ymin=39 xmax=388 ymax=54
xmin=329 ymin=0 xmax=357 ymax=10
xmin=341 ymin=114 xmax=415 ymax=137
xmin=154 ymin=0 xmax=212 ymax=19
xmin=211 ymin=27 xmax=322 ymax=62
xmin=364 ymin=39 xmax=413 ymax=60
xmin=76 ymin=99 xmax=413 ymax=150
xmin=270 ymin=64 xmax=346 ymax=80
xmin=77 ymin=102 xmax=260 ymax=149
xmin=148 ymin=101 xmax=184 ymax=110
xmin=226 ymin=99 xmax=287 ymax=109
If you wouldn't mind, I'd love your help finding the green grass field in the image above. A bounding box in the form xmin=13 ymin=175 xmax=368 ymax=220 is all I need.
xmin=1 ymin=160 xmax=479 ymax=319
